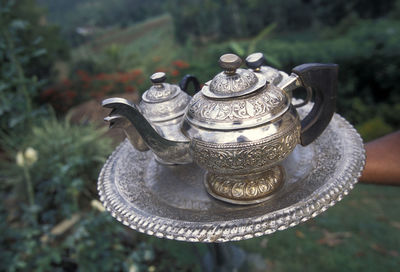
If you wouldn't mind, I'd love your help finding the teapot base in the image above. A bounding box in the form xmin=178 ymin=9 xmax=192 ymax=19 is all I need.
xmin=204 ymin=166 xmax=284 ymax=205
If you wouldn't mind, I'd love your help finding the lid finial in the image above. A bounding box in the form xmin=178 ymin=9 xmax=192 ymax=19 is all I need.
xmin=150 ymin=72 xmax=167 ymax=87
xmin=219 ymin=54 xmax=242 ymax=75
xmin=245 ymin=53 xmax=266 ymax=71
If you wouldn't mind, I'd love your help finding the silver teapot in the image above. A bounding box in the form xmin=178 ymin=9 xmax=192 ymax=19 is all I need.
xmin=102 ymin=53 xmax=338 ymax=205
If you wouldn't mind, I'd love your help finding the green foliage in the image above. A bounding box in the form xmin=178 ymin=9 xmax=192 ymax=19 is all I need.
xmin=357 ymin=117 xmax=393 ymax=142
xmin=168 ymin=0 xmax=397 ymax=43
xmin=0 ymin=114 xmax=203 ymax=271
xmin=63 ymin=212 xmax=134 ymax=272
xmin=229 ymin=23 xmax=282 ymax=67
xmin=1 ymin=114 xmax=112 ymax=223
xmin=0 ymin=0 xmax=68 ymax=80
xmin=0 ymin=115 xmax=135 ymax=271
xmin=0 ymin=0 xmax=68 ymax=134
xmin=255 ymin=19 xmax=400 ymax=132
xmin=37 ymin=0 xmax=166 ymax=46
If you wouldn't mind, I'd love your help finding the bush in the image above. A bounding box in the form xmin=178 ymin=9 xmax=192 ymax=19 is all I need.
xmin=0 ymin=115 xmax=204 ymax=271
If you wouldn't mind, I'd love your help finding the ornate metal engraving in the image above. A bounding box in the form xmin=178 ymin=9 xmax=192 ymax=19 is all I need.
xmin=144 ymin=84 xmax=177 ymax=101
xmin=187 ymin=84 xmax=288 ymax=128
xmin=98 ymin=105 xmax=365 ymax=243
xmin=209 ymin=69 xmax=258 ymax=96
xmin=140 ymin=92 xmax=190 ymax=121
xmin=205 ymin=166 xmax=283 ymax=204
xmin=140 ymin=72 xmax=191 ymax=123
xmin=190 ymin=120 xmax=300 ymax=173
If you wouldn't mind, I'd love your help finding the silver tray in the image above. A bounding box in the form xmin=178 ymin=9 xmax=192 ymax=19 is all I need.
xmin=98 ymin=109 xmax=365 ymax=243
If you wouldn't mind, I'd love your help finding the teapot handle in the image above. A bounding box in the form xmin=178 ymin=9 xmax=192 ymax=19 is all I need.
xmin=291 ymin=63 xmax=338 ymax=146
xmin=179 ymin=74 xmax=201 ymax=94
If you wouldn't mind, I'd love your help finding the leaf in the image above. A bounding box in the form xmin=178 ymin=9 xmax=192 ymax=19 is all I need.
xmin=0 ymin=82 xmax=9 ymax=92
xmin=10 ymin=19 xmax=28 ymax=30
xmin=248 ymin=23 xmax=277 ymax=54
xmin=40 ymin=213 xmax=81 ymax=243
xmin=229 ymin=41 xmax=245 ymax=57
xmin=32 ymin=48 xmax=47 ymax=58
xmin=32 ymin=36 xmax=43 ymax=45
xmin=317 ymin=230 xmax=352 ymax=247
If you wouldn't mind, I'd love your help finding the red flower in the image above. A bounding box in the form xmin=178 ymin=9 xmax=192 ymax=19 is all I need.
xmin=171 ymin=69 xmax=180 ymax=77
xmin=101 ymin=84 xmax=113 ymax=93
xmin=95 ymin=73 xmax=109 ymax=81
xmin=65 ymin=90 xmax=77 ymax=99
xmin=41 ymin=88 xmax=56 ymax=99
xmin=124 ymin=85 xmax=135 ymax=93
xmin=130 ymin=69 xmax=143 ymax=80
xmin=62 ymin=79 xmax=72 ymax=86
xmin=117 ymin=73 xmax=131 ymax=83
xmin=76 ymin=70 xmax=91 ymax=82
xmin=172 ymin=60 xmax=189 ymax=69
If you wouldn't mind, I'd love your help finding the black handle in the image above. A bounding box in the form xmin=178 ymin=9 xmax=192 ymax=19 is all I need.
xmin=179 ymin=74 xmax=201 ymax=94
xmin=292 ymin=63 xmax=338 ymax=146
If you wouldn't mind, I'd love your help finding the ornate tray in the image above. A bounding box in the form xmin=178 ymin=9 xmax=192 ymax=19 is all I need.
xmin=98 ymin=107 xmax=365 ymax=243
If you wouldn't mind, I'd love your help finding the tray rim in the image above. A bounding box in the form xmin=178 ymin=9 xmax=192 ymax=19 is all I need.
xmin=98 ymin=113 xmax=365 ymax=243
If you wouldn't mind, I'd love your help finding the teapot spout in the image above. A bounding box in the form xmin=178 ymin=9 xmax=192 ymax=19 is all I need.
xmin=102 ymin=98 xmax=192 ymax=165
xmin=104 ymin=115 xmax=149 ymax=152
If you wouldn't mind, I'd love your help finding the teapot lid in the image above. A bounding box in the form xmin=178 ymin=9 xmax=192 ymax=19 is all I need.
xmin=140 ymin=72 xmax=190 ymax=122
xmin=202 ymin=54 xmax=267 ymax=99
xmin=142 ymin=72 xmax=180 ymax=103
xmin=186 ymin=54 xmax=290 ymax=130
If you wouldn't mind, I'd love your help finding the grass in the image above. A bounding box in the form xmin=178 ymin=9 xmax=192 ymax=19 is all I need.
xmin=237 ymin=183 xmax=400 ymax=272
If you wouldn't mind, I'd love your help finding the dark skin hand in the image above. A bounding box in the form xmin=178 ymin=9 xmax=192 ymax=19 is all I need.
xmin=359 ymin=131 xmax=400 ymax=185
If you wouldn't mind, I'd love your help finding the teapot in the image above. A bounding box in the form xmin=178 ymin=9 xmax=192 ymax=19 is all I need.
xmin=102 ymin=53 xmax=338 ymax=205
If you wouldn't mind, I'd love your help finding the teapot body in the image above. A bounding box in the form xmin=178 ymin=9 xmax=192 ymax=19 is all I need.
xmin=182 ymin=82 xmax=301 ymax=203
xmin=186 ymin=107 xmax=300 ymax=175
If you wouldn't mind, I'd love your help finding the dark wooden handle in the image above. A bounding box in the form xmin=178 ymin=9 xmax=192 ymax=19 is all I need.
xmin=179 ymin=74 xmax=201 ymax=94
xmin=292 ymin=63 xmax=338 ymax=146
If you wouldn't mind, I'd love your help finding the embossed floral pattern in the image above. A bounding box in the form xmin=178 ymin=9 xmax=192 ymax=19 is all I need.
xmin=207 ymin=166 xmax=282 ymax=201
xmin=144 ymin=84 xmax=178 ymax=101
xmin=188 ymin=86 xmax=287 ymax=126
xmin=209 ymin=69 xmax=258 ymax=95
xmin=140 ymin=91 xmax=190 ymax=121
xmin=191 ymin=122 xmax=300 ymax=174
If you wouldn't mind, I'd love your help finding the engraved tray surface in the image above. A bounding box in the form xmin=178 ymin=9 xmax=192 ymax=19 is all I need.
xmin=98 ymin=110 xmax=365 ymax=243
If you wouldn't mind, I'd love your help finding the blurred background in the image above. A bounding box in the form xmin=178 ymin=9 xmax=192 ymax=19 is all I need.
xmin=0 ymin=0 xmax=399 ymax=271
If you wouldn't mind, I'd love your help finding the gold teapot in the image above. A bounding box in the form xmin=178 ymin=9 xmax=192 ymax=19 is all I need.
xmin=102 ymin=53 xmax=338 ymax=205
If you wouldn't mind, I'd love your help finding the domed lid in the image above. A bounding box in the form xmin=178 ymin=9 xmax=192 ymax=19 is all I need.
xmin=140 ymin=72 xmax=190 ymax=122
xmin=142 ymin=72 xmax=180 ymax=102
xmin=201 ymin=54 xmax=267 ymax=99
xmin=186 ymin=54 xmax=290 ymax=131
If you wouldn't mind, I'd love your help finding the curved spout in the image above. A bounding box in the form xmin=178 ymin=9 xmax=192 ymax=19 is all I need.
xmin=104 ymin=114 xmax=149 ymax=152
xmin=102 ymin=98 xmax=192 ymax=165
